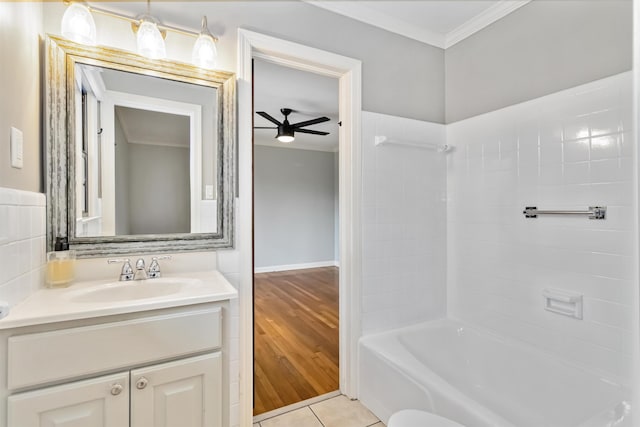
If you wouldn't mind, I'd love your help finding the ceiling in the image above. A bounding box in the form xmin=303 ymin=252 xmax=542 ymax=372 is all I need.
xmin=115 ymin=107 xmax=190 ymax=148
xmin=80 ymin=65 xmax=205 ymax=149
xmin=253 ymin=59 xmax=339 ymax=152
xmin=306 ymin=0 xmax=530 ymax=48
xmin=98 ymin=1 xmax=531 ymax=50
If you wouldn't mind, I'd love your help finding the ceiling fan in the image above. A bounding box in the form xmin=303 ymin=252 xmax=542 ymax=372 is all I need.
xmin=255 ymin=108 xmax=330 ymax=143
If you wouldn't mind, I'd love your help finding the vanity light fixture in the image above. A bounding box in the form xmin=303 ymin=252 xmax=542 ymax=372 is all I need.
xmin=60 ymin=1 xmax=219 ymax=68
xmin=135 ymin=15 xmax=166 ymax=59
xmin=133 ymin=0 xmax=166 ymax=59
xmin=61 ymin=2 xmax=96 ymax=46
xmin=192 ymin=16 xmax=218 ymax=70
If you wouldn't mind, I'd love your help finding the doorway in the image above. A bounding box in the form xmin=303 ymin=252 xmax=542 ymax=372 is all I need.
xmin=252 ymin=58 xmax=340 ymax=415
xmin=237 ymin=29 xmax=363 ymax=426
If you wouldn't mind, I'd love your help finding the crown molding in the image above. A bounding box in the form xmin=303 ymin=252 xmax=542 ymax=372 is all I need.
xmin=305 ymin=0 xmax=531 ymax=50
xmin=445 ymin=0 xmax=531 ymax=48
xmin=305 ymin=1 xmax=446 ymax=48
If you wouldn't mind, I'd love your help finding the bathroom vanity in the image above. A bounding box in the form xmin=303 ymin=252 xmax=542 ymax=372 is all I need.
xmin=0 ymin=271 xmax=237 ymax=427
xmin=8 ymin=32 xmax=240 ymax=427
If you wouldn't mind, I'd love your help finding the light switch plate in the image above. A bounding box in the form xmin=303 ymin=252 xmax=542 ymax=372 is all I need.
xmin=10 ymin=127 xmax=23 ymax=169
xmin=205 ymin=185 xmax=215 ymax=200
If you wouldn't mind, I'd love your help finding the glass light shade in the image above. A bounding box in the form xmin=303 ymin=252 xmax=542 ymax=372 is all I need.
xmin=136 ymin=19 xmax=166 ymax=59
xmin=61 ymin=3 xmax=96 ymax=46
xmin=277 ymin=135 xmax=295 ymax=143
xmin=192 ymin=33 xmax=218 ymax=70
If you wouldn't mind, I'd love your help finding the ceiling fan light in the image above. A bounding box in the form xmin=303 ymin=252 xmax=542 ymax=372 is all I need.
xmin=277 ymin=135 xmax=295 ymax=143
xmin=61 ymin=3 xmax=96 ymax=46
xmin=136 ymin=18 xmax=166 ymax=59
xmin=192 ymin=16 xmax=217 ymax=70
xmin=276 ymin=123 xmax=295 ymax=143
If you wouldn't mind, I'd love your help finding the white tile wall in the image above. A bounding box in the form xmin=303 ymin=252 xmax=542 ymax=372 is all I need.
xmin=361 ymin=112 xmax=448 ymax=334
xmin=0 ymin=187 xmax=46 ymax=308
xmin=446 ymin=72 xmax=634 ymax=381
xmin=216 ymin=224 xmax=241 ymax=427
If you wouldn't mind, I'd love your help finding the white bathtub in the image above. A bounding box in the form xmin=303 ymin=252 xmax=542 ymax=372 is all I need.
xmin=359 ymin=318 xmax=631 ymax=427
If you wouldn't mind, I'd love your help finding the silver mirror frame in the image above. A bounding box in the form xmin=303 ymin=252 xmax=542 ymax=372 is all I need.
xmin=46 ymin=35 xmax=236 ymax=257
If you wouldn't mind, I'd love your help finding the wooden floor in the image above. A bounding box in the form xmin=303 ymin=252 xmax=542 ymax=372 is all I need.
xmin=253 ymin=267 xmax=339 ymax=415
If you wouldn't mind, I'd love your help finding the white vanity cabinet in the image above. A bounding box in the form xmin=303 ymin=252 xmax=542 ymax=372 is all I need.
xmin=131 ymin=353 xmax=221 ymax=427
xmin=0 ymin=302 xmax=229 ymax=427
xmin=8 ymin=353 xmax=220 ymax=427
xmin=8 ymin=372 xmax=130 ymax=427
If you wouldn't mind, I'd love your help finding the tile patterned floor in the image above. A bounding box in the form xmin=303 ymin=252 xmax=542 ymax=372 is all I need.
xmin=254 ymin=395 xmax=386 ymax=427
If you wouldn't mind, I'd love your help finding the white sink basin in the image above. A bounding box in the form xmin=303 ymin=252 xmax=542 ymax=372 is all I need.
xmin=68 ymin=278 xmax=203 ymax=303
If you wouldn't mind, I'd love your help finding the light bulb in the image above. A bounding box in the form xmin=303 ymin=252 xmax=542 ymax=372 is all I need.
xmin=277 ymin=135 xmax=295 ymax=143
xmin=192 ymin=16 xmax=217 ymax=70
xmin=61 ymin=3 xmax=96 ymax=46
xmin=136 ymin=19 xmax=166 ymax=59
xmin=192 ymin=34 xmax=217 ymax=69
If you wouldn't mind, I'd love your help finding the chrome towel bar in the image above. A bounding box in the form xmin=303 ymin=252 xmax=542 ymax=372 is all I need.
xmin=523 ymin=206 xmax=606 ymax=220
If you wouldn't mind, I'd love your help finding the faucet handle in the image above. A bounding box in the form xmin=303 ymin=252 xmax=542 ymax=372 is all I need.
xmin=148 ymin=255 xmax=171 ymax=279
xmin=107 ymin=258 xmax=134 ymax=281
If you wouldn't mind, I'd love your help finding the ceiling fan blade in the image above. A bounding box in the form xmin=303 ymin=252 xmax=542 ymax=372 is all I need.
xmin=296 ymin=128 xmax=330 ymax=136
xmin=292 ymin=116 xmax=330 ymax=128
xmin=253 ymin=126 xmax=277 ymax=129
xmin=256 ymin=111 xmax=282 ymax=126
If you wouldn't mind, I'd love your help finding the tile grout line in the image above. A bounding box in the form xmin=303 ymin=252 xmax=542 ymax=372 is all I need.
xmin=308 ymin=405 xmax=327 ymax=427
xmin=257 ymin=395 xmax=382 ymax=427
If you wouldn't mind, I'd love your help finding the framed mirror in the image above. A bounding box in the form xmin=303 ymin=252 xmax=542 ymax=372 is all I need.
xmin=46 ymin=35 xmax=236 ymax=257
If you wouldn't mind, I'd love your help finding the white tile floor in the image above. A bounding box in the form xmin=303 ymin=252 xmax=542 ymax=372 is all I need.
xmin=254 ymin=395 xmax=385 ymax=427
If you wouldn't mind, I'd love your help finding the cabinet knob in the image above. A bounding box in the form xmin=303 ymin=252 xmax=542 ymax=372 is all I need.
xmin=136 ymin=377 xmax=149 ymax=390
xmin=110 ymin=383 xmax=123 ymax=396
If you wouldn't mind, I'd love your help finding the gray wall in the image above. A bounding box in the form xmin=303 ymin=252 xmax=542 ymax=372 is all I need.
xmin=44 ymin=1 xmax=445 ymax=123
xmin=445 ymin=0 xmax=633 ymax=123
xmin=0 ymin=3 xmax=43 ymax=192
xmin=123 ymin=143 xmax=190 ymax=235
xmin=254 ymin=146 xmax=337 ymax=269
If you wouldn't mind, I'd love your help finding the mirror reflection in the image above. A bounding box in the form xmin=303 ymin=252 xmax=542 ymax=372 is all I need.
xmin=74 ymin=63 xmax=218 ymax=238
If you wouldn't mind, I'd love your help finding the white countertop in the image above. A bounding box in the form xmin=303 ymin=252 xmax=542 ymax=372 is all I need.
xmin=0 ymin=270 xmax=237 ymax=330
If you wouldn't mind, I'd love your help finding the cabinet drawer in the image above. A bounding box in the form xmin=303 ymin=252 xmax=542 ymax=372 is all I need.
xmin=8 ymin=307 xmax=221 ymax=390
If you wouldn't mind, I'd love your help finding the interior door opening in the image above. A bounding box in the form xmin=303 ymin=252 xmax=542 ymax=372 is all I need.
xmin=252 ymin=58 xmax=340 ymax=416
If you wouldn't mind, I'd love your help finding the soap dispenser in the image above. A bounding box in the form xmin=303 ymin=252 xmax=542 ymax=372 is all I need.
xmin=46 ymin=237 xmax=76 ymax=288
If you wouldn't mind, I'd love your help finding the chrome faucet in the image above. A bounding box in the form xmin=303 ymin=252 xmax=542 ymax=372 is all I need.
xmin=133 ymin=258 xmax=148 ymax=280
xmin=108 ymin=255 xmax=172 ymax=281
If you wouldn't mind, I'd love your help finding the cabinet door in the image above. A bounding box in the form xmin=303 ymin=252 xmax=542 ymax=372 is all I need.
xmin=131 ymin=353 xmax=221 ymax=427
xmin=8 ymin=372 xmax=129 ymax=427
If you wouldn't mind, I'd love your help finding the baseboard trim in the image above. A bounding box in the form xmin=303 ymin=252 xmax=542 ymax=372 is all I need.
xmin=254 ymin=260 xmax=339 ymax=274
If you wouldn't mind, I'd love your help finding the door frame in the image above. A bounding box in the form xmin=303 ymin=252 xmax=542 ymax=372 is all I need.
xmin=98 ymin=91 xmax=203 ymax=235
xmin=237 ymin=29 xmax=362 ymax=425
